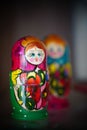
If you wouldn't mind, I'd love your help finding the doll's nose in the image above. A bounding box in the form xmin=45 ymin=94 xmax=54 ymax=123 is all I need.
xmin=35 ymin=57 xmax=38 ymax=61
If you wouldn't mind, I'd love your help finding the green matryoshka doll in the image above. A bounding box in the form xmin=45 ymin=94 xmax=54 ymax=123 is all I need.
xmin=9 ymin=35 xmax=49 ymax=120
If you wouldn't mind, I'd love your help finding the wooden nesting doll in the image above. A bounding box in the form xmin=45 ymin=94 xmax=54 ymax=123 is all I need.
xmin=9 ymin=35 xmax=49 ymax=120
xmin=44 ymin=34 xmax=72 ymax=109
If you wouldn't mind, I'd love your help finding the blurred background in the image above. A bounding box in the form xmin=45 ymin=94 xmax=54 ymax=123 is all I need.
xmin=0 ymin=0 xmax=87 ymax=128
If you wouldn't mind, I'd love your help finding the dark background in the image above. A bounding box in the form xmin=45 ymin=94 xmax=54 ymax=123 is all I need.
xmin=0 ymin=0 xmax=87 ymax=129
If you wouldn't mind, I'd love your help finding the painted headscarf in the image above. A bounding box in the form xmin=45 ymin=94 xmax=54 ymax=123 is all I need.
xmin=11 ymin=36 xmax=46 ymax=71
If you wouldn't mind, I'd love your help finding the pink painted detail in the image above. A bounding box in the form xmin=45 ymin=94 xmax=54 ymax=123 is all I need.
xmin=49 ymin=52 xmax=56 ymax=57
xmin=41 ymin=82 xmax=46 ymax=92
xmin=57 ymin=52 xmax=63 ymax=57
xmin=39 ymin=58 xmax=42 ymax=62
xmin=36 ymin=98 xmax=42 ymax=109
xmin=20 ymin=73 xmax=27 ymax=84
xmin=30 ymin=58 xmax=35 ymax=62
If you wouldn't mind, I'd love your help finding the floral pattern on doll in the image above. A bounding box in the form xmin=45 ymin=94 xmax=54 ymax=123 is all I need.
xmin=11 ymin=38 xmax=49 ymax=110
xmin=49 ymin=64 xmax=71 ymax=96
xmin=44 ymin=34 xmax=72 ymax=97
xmin=11 ymin=69 xmax=46 ymax=110
xmin=48 ymin=45 xmax=71 ymax=96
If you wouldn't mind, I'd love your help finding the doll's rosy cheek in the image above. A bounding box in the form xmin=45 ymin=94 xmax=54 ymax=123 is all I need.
xmin=39 ymin=57 xmax=42 ymax=62
xmin=48 ymin=51 xmax=52 ymax=56
xmin=30 ymin=58 xmax=35 ymax=62
xmin=58 ymin=52 xmax=63 ymax=57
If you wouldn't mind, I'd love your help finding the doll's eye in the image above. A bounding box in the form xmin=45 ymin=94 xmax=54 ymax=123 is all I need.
xmin=29 ymin=53 xmax=35 ymax=57
xmin=57 ymin=47 xmax=62 ymax=52
xmin=50 ymin=48 xmax=54 ymax=52
xmin=38 ymin=53 xmax=42 ymax=56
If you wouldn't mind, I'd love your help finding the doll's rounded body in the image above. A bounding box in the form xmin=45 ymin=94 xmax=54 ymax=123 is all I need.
xmin=9 ymin=36 xmax=49 ymax=120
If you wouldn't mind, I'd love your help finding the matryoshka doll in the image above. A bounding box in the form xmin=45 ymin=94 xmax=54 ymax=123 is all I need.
xmin=9 ymin=35 xmax=49 ymax=120
xmin=44 ymin=34 xmax=72 ymax=110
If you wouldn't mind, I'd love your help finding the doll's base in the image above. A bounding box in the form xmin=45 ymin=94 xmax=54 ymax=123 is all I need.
xmin=11 ymin=108 xmax=48 ymax=120
xmin=11 ymin=117 xmax=48 ymax=129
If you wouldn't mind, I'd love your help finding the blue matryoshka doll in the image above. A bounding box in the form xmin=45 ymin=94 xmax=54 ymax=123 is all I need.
xmin=44 ymin=34 xmax=72 ymax=110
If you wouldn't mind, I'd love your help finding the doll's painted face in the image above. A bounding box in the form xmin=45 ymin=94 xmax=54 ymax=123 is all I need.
xmin=47 ymin=42 xmax=65 ymax=59
xmin=25 ymin=46 xmax=45 ymax=65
